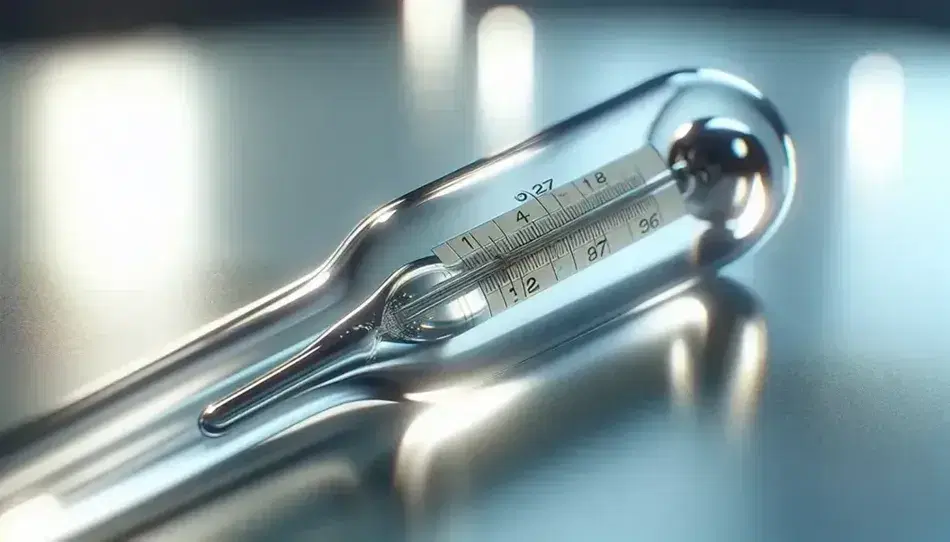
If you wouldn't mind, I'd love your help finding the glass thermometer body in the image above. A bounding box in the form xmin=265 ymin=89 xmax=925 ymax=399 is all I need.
xmin=200 ymin=101 xmax=794 ymax=436
xmin=0 ymin=69 xmax=795 ymax=542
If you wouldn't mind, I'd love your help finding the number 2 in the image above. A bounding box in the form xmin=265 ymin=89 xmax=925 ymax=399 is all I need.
xmin=525 ymin=276 xmax=539 ymax=294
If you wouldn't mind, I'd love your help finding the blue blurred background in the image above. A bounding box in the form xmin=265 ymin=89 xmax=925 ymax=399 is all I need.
xmin=1 ymin=1 xmax=950 ymax=540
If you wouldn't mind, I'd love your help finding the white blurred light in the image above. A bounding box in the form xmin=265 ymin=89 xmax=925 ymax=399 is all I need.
xmin=728 ymin=319 xmax=767 ymax=433
xmin=669 ymin=337 xmax=695 ymax=407
xmin=403 ymin=0 xmax=464 ymax=103
xmin=26 ymin=37 xmax=210 ymax=291
xmin=373 ymin=208 xmax=397 ymax=225
xmin=404 ymin=383 xmax=477 ymax=403
xmin=731 ymin=138 xmax=749 ymax=159
xmin=833 ymin=53 xmax=905 ymax=344
xmin=0 ymin=495 xmax=66 ymax=542
xmin=477 ymin=6 xmax=535 ymax=152
xmin=731 ymin=175 xmax=749 ymax=209
xmin=401 ymin=380 xmax=525 ymax=451
xmin=732 ymin=173 xmax=768 ymax=239
xmin=20 ymin=35 xmax=213 ymax=395
xmin=847 ymin=53 xmax=905 ymax=184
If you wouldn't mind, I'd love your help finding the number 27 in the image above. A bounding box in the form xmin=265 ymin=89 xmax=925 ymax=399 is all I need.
xmin=532 ymin=179 xmax=553 ymax=195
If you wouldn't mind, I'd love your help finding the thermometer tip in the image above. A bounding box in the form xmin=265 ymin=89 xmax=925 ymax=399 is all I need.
xmin=197 ymin=405 xmax=228 ymax=437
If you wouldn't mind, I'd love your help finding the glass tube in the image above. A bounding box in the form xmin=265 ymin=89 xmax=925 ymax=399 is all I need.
xmin=0 ymin=68 xmax=795 ymax=541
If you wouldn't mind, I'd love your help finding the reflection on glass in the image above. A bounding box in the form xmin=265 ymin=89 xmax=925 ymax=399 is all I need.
xmin=399 ymin=380 xmax=527 ymax=458
xmin=396 ymin=380 xmax=528 ymax=517
xmin=22 ymin=35 xmax=212 ymax=400
xmin=394 ymin=278 xmax=768 ymax=539
xmin=662 ymin=289 xmax=767 ymax=434
xmin=731 ymin=173 xmax=767 ymax=239
xmin=419 ymin=147 xmax=540 ymax=203
xmin=477 ymin=6 xmax=536 ymax=152
xmin=637 ymin=290 xmax=708 ymax=338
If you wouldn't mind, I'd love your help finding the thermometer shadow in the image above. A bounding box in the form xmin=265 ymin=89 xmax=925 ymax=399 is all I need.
xmin=394 ymin=276 xmax=767 ymax=533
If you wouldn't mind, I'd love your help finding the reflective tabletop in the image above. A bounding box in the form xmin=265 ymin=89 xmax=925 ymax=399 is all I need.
xmin=2 ymin=5 xmax=950 ymax=541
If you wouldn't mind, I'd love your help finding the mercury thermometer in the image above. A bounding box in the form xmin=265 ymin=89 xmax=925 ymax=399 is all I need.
xmin=0 ymin=68 xmax=795 ymax=542
xmin=198 ymin=69 xmax=796 ymax=436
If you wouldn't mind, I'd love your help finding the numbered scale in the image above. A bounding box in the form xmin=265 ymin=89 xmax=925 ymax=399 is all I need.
xmin=430 ymin=145 xmax=686 ymax=317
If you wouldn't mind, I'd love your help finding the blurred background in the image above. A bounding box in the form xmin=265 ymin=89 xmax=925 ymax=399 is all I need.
xmin=2 ymin=0 xmax=950 ymax=540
